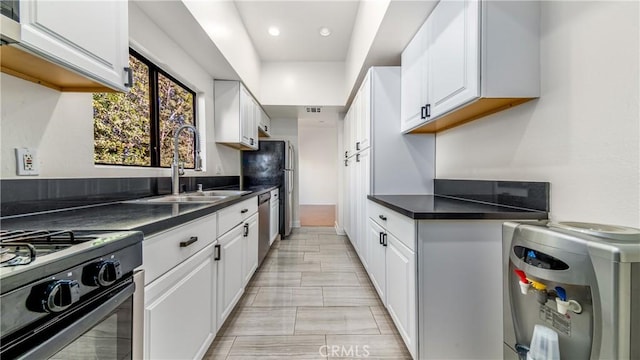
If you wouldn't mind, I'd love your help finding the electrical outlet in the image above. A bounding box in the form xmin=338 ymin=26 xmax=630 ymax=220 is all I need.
xmin=15 ymin=148 xmax=39 ymax=176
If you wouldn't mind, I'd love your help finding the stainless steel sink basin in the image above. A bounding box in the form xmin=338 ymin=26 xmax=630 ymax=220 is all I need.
xmin=125 ymin=190 xmax=250 ymax=204
xmin=142 ymin=195 xmax=228 ymax=203
xmin=197 ymin=190 xmax=251 ymax=197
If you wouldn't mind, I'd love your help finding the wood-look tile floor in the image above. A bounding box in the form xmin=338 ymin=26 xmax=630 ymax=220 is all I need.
xmin=204 ymin=226 xmax=412 ymax=359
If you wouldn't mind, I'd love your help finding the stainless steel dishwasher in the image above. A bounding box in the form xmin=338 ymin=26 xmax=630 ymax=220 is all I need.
xmin=257 ymin=192 xmax=271 ymax=266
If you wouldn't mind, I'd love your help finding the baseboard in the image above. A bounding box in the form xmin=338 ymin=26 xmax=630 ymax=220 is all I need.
xmin=293 ymin=221 xmax=301 ymax=228
xmin=334 ymin=221 xmax=345 ymax=235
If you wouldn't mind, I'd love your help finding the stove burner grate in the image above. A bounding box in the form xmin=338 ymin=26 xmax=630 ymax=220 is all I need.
xmin=0 ymin=230 xmax=82 ymax=267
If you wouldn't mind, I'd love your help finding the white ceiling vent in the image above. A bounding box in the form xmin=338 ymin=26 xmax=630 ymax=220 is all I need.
xmin=306 ymin=107 xmax=322 ymax=113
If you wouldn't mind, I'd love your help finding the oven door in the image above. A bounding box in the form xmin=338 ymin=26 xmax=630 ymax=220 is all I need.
xmin=7 ymin=277 xmax=136 ymax=360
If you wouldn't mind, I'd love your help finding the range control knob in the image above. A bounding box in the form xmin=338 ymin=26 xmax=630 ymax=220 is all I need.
xmin=42 ymin=280 xmax=80 ymax=313
xmin=90 ymin=260 xmax=122 ymax=287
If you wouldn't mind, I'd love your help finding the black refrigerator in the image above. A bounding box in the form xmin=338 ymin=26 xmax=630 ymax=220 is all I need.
xmin=241 ymin=140 xmax=294 ymax=237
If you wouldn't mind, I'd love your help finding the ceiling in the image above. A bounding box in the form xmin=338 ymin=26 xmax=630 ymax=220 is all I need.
xmin=234 ymin=1 xmax=360 ymax=62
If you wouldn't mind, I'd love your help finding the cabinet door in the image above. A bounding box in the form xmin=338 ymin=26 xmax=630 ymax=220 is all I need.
xmin=145 ymin=244 xmax=216 ymax=360
xmin=400 ymin=19 xmax=429 ymax=132
xmin=348 ymin=156 xmax=359 ymax=250
xmin=367 ymin=219 xmax=386 ymax=304
xmin=250 ymin=99 xmax=259 ymax=149
xmin=427 ymin=0 xmax=480 ymax=119
xmin=270 ymin=201 xmax=279 ymax=244
xmin=264 ymin=112 xmax=271 ymax=135
xmin=385 ymin=233 xmax=417 ymax=358
xmin=217 ymin=225 xmax=245 ymax=327
xmin=243 ymin=213 xmax=259 ymax=285
xmin=343 ymin=110 xmax=351 ymax=159
xmin=239 ymin=86 xmax=252 ymax=147
xmin=343 ymin=157 xmax=352 ymax=238
xmin=356 ymin=149 xmax=370 ymax=269
xmin=357 ymin=75 xmax=371 ymax=151
xmin=20 ymin=0 xmax=129 ymax=91
xmin=351 ymin=93 xmax=360 ymax=153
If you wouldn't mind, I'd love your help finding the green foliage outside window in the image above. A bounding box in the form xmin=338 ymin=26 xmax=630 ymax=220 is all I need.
xmin=93 ymin=51 xmax=196 ymax=168
xmin=94 ymin=55 xmax=151 ymax=166
xmin=158 ymin=73 xmax=195 ymax=168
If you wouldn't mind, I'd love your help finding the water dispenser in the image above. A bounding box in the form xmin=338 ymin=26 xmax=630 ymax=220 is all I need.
xmin=502 ymin=221 xmax=640 ymax=359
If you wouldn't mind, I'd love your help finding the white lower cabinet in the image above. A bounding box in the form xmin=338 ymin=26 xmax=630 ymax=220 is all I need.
xmin=216 ymin=199 xmax=259 ymax=328
xmin=243 ymin=213 xmax=259 ymax=286
xmin=144 ymin=243 xmax=216 ymax=360
xmin=142 ymin=197 xmax=264 ymax=359
xmin=365 ymin=201 xmax=417 ymax=358
xmin=367 ymin=219 xmax=386 ymax=303
xmin=385 ymin=232 xmax=416 ymax=357
xmin=216 ymin=224 xmax=245 ymax=328
xmin=270 ymin=189 xmax=279 ymax=244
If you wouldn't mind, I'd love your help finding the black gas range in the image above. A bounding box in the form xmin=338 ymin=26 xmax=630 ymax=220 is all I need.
xmin=0 ymin=229 xmax=143 ymax=359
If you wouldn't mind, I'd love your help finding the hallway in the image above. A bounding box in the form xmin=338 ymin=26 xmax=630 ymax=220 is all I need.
xmin=204 ymin=226 xmax=411 ymax=359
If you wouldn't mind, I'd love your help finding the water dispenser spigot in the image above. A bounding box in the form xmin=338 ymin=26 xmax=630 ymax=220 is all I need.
xmin=553 ymin=287 xmax=582 ymax=314
xmin=528 ymin=280 xmax=549 ymax=304
xmin=514 ymin=269 xmax=531 ymax=294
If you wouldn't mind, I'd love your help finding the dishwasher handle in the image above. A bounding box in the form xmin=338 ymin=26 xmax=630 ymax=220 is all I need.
xmin=258 ymin=192 xmax=271 ymax=205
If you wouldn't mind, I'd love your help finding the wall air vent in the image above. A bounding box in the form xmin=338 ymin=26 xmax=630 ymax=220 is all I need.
xmin=305 ymin=107 xmax=321 ymax=113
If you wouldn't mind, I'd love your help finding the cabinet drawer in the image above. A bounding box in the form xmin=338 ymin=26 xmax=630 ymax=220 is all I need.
xmin=218 ymin=197 xmax=258 ymax=237
xmin=143 ymin=213 xmax=217 ymax=285
xmin=368 ymin=200 xmax=416 ymax=251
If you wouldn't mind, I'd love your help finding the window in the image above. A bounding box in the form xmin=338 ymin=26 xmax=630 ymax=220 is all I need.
xmin=93 ymin=50 xmax=196 ymax=168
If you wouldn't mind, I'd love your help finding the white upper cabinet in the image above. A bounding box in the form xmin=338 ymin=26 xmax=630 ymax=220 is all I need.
xmin=401 ymin=0 xmax=540 ymax=133
xmin=258 ymin=108 xmax=271 ymax=137
xmin=4 ymin=0 xmax=130 ymax=92
xmin=426 ymin=0 xmax=480 ymax=119
xmin=400 ymin=20 xmax=429 ymax=133
xmin=215 ymin=81 xmax=259 ymax=150
xmin=356 ymin=76 xmax=371 ymax=151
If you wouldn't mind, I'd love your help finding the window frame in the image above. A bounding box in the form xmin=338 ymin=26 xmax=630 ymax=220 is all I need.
xmin=94 ymin=48 xmax=197 ymax=168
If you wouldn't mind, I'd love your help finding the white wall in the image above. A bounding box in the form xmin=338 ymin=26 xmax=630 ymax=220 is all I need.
xmin=298 ymin=124 xmax=338 ymax=205
xmin=344 ymin=0 xmax=390 ymax=100
xmin=260 ymin=62 xmax=345 ymax=106
xmin=268 ymin=118 xmax=301 ymax=227
xmin=435 ymin=1 xmax=640 ymax=227
xmin=182 ymin=0 xmax=261 ymax=96
xmin=0 ymin=2 xmax=240 ymax=179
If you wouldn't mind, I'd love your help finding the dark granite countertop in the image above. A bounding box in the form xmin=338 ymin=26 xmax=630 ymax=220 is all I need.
xmin=0 ymin=185 xmax=277 ymax=237
xmin=368 ymin=194 xmax=548 ymax=220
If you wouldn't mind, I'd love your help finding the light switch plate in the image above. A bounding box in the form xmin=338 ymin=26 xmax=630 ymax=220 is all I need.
xmin=15 ymin=148 xmax=39 ymax=176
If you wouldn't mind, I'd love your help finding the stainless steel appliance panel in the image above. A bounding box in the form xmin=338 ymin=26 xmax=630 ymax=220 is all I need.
xmin=257 ymin=192 xmax=271 ymax=266
xmin=242 ymin=140 xmax=294 ymax=238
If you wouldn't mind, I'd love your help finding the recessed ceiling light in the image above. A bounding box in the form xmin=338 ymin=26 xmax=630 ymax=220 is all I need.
xmin=268 ymin=26 xmax=280 ymax=36
xmin=319 ymin=27 xmax=331 ymax=37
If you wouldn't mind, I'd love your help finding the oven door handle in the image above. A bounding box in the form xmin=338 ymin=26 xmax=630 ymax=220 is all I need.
xmin=19 ymin=281 xmax=135 ymax=360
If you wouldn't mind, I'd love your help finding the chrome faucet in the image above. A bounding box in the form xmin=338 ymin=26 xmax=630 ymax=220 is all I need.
xmin=172 ymin=125 xmax=203 ymax=195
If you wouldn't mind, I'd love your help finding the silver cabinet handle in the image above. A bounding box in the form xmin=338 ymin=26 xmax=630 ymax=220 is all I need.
xmin=124 ymin=67 xmax=133 ymax=87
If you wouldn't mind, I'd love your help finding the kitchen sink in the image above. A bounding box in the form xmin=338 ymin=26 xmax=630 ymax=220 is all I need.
xmin=197 ymin=190 xmax=251 ymax=197
xmin=141 ymin=195 xmax=229 ymax=203
xmin=124 ymin=190 xmax=250 ymax=204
